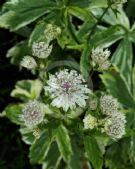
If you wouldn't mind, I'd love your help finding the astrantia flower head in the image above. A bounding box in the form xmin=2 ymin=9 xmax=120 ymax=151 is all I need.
xmin=45 ymin=69 xmax=91 ymax=111
xmin=32 ymin=42 xmax=52 ymax=59
xmin=83 ymin=114 xmax=98 ymax=130
xmin=22 ymin=101 xmax=44 ymax=128
xmin=44 ymin=24 xmax=61 ymax=42
xmin=103 ymin=112 xmax=126 ymax=140
xmin=20 ymin=56 xmax=37 ymax=69
xmin=91 ymin=47 xmax=111 ymax=65
xmin=100 ymin=95 xmax=119 ymax=116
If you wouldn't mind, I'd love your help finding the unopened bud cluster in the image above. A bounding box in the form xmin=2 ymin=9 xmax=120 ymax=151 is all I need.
xmin=91 ymin=47 xmax=111 ymax=71
xmin=83 ymin=114 xmax=98 ymax=130
xmin=44 ymin=24 xmax=61 ymax=42
xmin=22 ymin=100 xmax=44 ymax=128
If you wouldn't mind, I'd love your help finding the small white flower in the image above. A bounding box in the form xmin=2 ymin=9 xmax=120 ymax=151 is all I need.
xmin=20 ymin=56 xmax=37 ymax=69
xmin=91 ymin=47 xmax=111 ymax=65
xmin=89 ymin=98 xmax=98 ymax=110
xmin=103 ymin=112 xmax=126 ymax=140
xmin=22 ymin=101 xmax=44 ymax=128
xmin=100 ymin=95 xmax=119 ymax=116
xmin=32 ymin=42 xmax=52 ymax=59
xmin=44 ymin=24 xmax=62 ymax=42
xmin=83 ymin=114 xmax=98 ymax=130
xmin=98 ymin=60 xmax=111 ymax=71
xmin=45 ymin=69 xmax=91 ymax=111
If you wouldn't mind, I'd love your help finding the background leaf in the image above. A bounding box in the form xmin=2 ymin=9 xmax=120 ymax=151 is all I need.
xmin=111 ymin=38 xmax=133 ymax=88
xmin=84 ymin=136 xmax=103 ymax=169
xmin=100 ymin=71 xmax=135 ymax=108
xmin=55 ymin=124 xmax=73 ymax=162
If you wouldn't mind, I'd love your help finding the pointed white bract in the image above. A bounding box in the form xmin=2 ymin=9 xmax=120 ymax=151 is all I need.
xmin=83 ymin=114 xmax=98 ymax=130
xmin=22 ymin=101 xmax=44 ymax=128
xmin=100 ymin=95 xmax=119 ymax=116
xmin=45 ymin=69 xmax=91 ymax=111
xmin=20 ymin=56 xmax=37 ymax=69
xmin=104 ymin=112 xmax=126 ymax=140
xmin=32 ymin=42 xmax=52 ymax=59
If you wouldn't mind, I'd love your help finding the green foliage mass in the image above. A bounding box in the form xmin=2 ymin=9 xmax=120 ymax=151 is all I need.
xmin=1 ymin=0 xmax=135 ymax=169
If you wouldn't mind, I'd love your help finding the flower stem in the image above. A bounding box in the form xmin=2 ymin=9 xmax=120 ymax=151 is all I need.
xmin=87 ymin=3 xmax=113 ymax=45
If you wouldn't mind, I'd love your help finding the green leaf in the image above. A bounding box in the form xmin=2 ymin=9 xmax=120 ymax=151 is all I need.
xmin=29 ymin=22 xmax=47 ymax=45
xmin=105 ymin=138 xmax=134 ymax=169
xmin=0 ymin=0 xmax=55 ymax=30
xmin=55 ymin=124 xmax=73 ymax=162
xmin=84 ymin=136 xmax=103 ymax=169
xmin=80 ymin=46 xmax=92 ymax=79
xmin=69 ymin=0 xmax=106 ymax=8
xmin=131 ymin=135 xmax=135 ymax=162
xmin=20 ymin=127 xmax=35 ymax=145
xmin=6 ymin=41 xmax=31 ymax=65
xmin=29 ymin=130 xmax=52 ymax=164
xmin=43 ymin=143 xmax=61 ymax=169
xmin=4 ymin=104 xmax=23 ymax=125
xmin=68 ymin=6 xmax=95 ymax=22
xmin=11 ymin=79 xmax=43 ymax=101
xmin=132 ymin=65 xmax=135 ymax=100
xmin=91 ymin=25 xmax=125 ymax=48
xmin=69 ymin=140 xmax=81 ymax=169
xmin=129 ymin=23 xmax=135 ymax=44
xmin=111 ymin=38 xmax=133 ymax=88
xmin=100 ymin=71 xmax=135 ymax=109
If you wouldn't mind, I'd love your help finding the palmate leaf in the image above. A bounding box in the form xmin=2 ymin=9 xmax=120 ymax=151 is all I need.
xmin=84 ymin=136 xmax=103 ymax=169
xmin=42 ymin=143 xmax=61 ymax=169
xmin=80 ymin=46 xmax=92 ymax=80
xmin=11 ymin=79 xmax=43 ymax=101
xmin=55 ymin=124 xmax=73 ymax=162
xmin=111 ymin=38 xmax=133 ymax=89
xmin=0 ymin=0 xmax=55 ymax=30
xmin=91 ymin=25 xmax=125 ymax=48
xmin=29 ymin=130 xmax=52 ymax=164
xmin=100 ymin=71 xmax=135 ymax=109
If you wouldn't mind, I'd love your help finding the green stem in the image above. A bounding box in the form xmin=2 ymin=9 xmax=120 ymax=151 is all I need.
xmin=87 ymin=3 xmax=113 ymax=45
xmin=67 ymin=14 xmax=80 ymax=44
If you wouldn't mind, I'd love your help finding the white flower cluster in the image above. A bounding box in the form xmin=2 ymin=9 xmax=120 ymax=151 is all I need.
xmin=45 ymin=69 xmax=91 ymax=112
xmin=111 ymin=0 xmax=127 ymax=4
xmin=91 ymin=47 xmax=111 ymax=71
xmin=83 ymin=114 xmax=98 ymax=130
xmin=100 ymin=95 xmax=119 ymax=116
xmin=104 ymin=113 xmax=126 ymax=140
xmin=20 ymin=56 xmax=37 ymax=70
xmin=32 ymin=42 xmax=52 ymax=59
xmin=100 ymin=94 xmax=126 ymax=140
xmin=44 ymin=24 xmax=61 ymax=42
xmin=22 ymin=101 xmax=44 ymax=128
